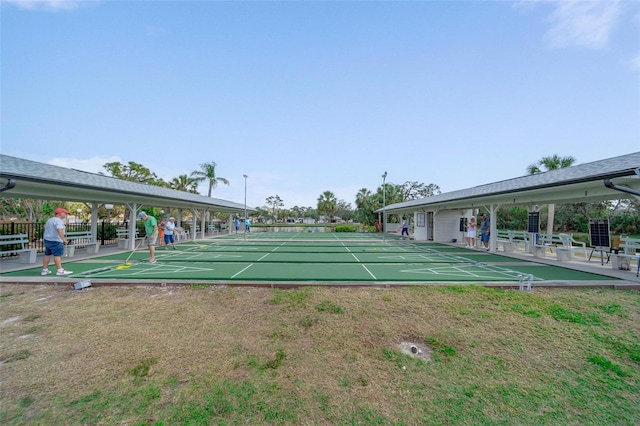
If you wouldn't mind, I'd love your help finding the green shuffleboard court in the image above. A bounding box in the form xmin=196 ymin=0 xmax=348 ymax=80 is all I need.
xmin=1 ymin=232 xmax=620 ymax=284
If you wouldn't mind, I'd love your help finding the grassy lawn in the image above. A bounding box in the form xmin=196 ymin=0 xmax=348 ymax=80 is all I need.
xmin=1 ymin=284 xmax=639 ymax=425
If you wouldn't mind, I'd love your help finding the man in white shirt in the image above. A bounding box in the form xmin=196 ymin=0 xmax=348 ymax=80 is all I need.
xmin=41 ymin=207 xmax=73 ymax=276
xmin=164 ymin=217 xmax=177 ymax=249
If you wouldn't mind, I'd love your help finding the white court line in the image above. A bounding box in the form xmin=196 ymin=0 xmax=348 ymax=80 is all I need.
xmin=452 ymin=265 xmax=480 ymax=278
xmin=361 ymin=264 xmax=377 ymax=279
xmin=127 ymin=264 xmax=215 ymax=276
xmin=350 ymin=252 xmax=361 ymax=262
xmin=397 ymin=263 xmax=531 ymax=281
xmin=341 ymin=242 xmax=353 ymax=255
xmin=231 ymin=263 xmax=254 ymax=278
xmin=268 ymin=241 xmax=288 ymax=253
xmin=399 ymin=267 xmax=506 ymax=279
xmin=257 ymin=243 xmax=285 ymax=261
xmin=478 ymin=264 xmax=533 ymax=280
xmin=130 ymin=265 xmax=164 ymax=275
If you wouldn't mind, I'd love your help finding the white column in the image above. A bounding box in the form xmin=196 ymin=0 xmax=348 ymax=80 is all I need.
xmin=125 ymin=203 xmax=139 ymax=251
xmin=191 ymin=209 xmax=197 ymax=241
xmin=200 ymin=210 xmax=206 ymax=239
xmin=489 ymin=205 xmax=498 ymax=253
xmin=90 ymin=202 xmax=98 ymax=241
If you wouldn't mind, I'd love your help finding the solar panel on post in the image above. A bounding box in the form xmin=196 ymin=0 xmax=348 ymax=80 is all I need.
xmin=589 ymin=219 xmax=610 ymax=248
xmin=527 ymin=212 xmax=540 ymax=234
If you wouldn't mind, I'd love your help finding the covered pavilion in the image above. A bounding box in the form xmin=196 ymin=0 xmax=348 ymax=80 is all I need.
xmin=379 ymin=152 xmax=640 ymax=252
xmin=0 ymin=155 xmax=256 ymax=249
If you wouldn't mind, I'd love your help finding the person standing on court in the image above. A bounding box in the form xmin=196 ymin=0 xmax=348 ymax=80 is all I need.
xmin=138 ymin=211 xmax=158 ymax=263
xmin=235 ymin=216 xmax=240 ymax=234
xmin=480 ymin=213 xmax=490 ymax=251
xmin=244 ymin=218 xmax=251 ymax=232
xmin=164 ymin=217 xmax=177 ymax=249
xmin=466 ymin=217 xmax=477 ymax=248
xmin=158 ymin=217 xmax=166 ymax=248
xmin=400 ymin=217 xmax=409 ymax=239
xmin=41 ymin=207 xmax=73 ymax=276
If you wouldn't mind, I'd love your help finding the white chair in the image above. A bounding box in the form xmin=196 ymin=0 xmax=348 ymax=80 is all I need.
xmin=558 ymin=233 xmax=588 ymax=260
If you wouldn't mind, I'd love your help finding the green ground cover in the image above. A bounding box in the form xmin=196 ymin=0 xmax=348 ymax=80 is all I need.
xmin=0 ymin=236 xmax=621 ymax=283
xmin=1 ymin=284 xmax=638 ymax=425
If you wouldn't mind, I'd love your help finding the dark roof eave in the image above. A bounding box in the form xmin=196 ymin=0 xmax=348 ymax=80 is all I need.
xmin=0 ymin=174 xmax=252 ymax=211
xmin=376 ymin=169 xmax=639 ymax=213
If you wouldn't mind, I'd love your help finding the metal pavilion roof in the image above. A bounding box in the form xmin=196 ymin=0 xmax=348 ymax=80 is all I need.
xmin=0 ymin=155 xmax=254 ymax=213
xmin=379 ymin=152 xmax=640 ymax=214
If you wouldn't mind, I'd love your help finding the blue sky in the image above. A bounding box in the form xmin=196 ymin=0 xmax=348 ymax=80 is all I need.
xmin=2 ymin=0 xmax=639 ymax=210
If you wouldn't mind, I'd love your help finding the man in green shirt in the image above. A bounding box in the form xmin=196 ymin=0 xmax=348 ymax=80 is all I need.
xmin=138 ymin=211 xmax=158 ymax=264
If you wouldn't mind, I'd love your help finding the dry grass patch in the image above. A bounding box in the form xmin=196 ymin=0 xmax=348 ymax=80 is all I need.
xmin=0 ymin=284 xmax=639 ymax=424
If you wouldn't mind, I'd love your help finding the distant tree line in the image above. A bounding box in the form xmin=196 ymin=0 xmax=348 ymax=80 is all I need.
xmin=2 ymin=156 xmax=639 ymax=236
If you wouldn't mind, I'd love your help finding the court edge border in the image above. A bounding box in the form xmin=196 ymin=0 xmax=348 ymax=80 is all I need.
xmin=1 ymin=277 xmax=638 ymax=290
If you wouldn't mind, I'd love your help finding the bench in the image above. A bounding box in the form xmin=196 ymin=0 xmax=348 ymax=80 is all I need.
xmin=116 ymin=228 xmax=144 ymax=249
xmin=64 ymin=231 xmax=99 ymax=257
xmin=208 ymin=224 xmax=220 ymax=235
xmin=612 ymin=236 xmax=640 ymax=274
xmin=533 ymin=233 xmax=586 ymax=260
xmin=557 ymin=233 xmax=588 ymax=260
xmin=496 ymin=230 xmax=529 ymax=252
xmin=0 ymin=233 xmax=37 ymax=264
xmin=620 ymin=236 xmax=640 ymax=255
xmin=496 ymin=230 xmax=511 ymax=250
xmin=174 ymin=227 xmax=189 ymax=241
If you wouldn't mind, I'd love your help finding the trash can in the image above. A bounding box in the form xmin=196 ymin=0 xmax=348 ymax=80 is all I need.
xmin=502 ymin=242 xmax=515 ymax=253
xmin=556 ymin=247 xmax=571 ymax=261
xmin=611 ymin=255 xmax=631 ymax=271
xmin=533 ymin=245 xmax=546 ymax=258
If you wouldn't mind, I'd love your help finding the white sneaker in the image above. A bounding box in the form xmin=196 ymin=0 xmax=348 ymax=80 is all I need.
xmin=41 ymin=269 xmax=52 ymax=276
xmin=56 ymin=269 xmax=73 ymax=276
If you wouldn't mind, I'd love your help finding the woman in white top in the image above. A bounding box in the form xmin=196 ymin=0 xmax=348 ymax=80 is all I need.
xmin=466 ymin=217 xmax=477 ymax=248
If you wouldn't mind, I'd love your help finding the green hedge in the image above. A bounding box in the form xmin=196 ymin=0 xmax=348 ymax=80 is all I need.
xmin=334 ymin=224 xmax=359 ymax=233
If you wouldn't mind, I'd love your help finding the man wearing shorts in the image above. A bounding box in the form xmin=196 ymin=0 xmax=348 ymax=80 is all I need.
xmin=480 ymin=213 xmax=490 ymax=251
xmin=41 ymin=207 xmax=73 ymax=276
xmin=138 ymin=211 xmax=158 ymax=263
xmin=164 ymin=217 xmax=177 ymax=249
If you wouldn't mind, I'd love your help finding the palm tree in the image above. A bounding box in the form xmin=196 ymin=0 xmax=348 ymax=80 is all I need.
xmin=526 ymin=154 xmax=576 ymax=175
xmin=526 ymin=154 xmax=577 ymax=238
xmin=191 ymin=162 xmax=230 ymax=197
xmin=355 ymin=188 xmax=373 ymax=225
xmin=317 ymin=191 xmax=337 ymax=223
xmin=168 ymin=174 xmax=199 ymax=193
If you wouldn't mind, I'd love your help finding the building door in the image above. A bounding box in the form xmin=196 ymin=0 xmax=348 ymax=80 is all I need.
xmin=427 ymin=212 xmax=434 ymax=241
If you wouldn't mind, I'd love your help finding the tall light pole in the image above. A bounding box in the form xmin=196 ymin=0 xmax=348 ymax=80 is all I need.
xmin=243 ymin=174 xmax=248 ymax=241
xmin=382 ymin=171 xmax=387 ymax=242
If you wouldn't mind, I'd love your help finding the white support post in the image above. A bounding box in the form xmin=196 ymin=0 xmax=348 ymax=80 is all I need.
xmin=518 ymin=274 xmax=533 ymax=291
xmin=200 ymin=209 xmax=206 ymax=239
xmin=191 ymin=209 xmax=197 ymax=241
xmin=125 ymin=203 xmax=139 ymax=251
xmin=90 ymin=202 xmax=98 ymax=243
xmin=489 ymin=204 xmax=498 ymax=253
